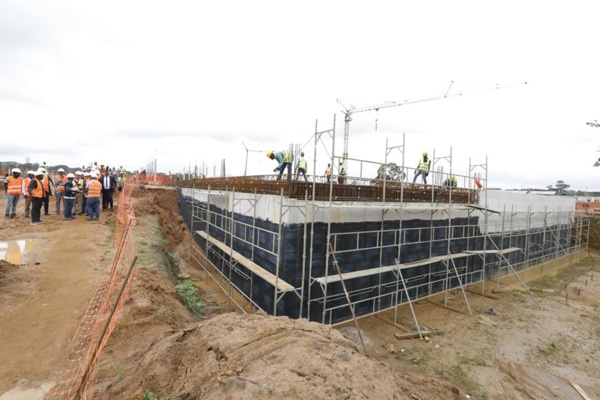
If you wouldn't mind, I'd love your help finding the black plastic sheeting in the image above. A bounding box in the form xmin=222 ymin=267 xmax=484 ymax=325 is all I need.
xmin=177 ymin=188 xmax=572 ymax=323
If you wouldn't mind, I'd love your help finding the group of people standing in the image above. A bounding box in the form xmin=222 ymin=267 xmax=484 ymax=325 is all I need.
xmin=3 ymin=163 xmax=126 ymax=226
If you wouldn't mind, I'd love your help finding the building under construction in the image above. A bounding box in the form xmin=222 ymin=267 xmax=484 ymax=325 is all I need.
xmin=177 ymin=128 xmax=589 ymax=327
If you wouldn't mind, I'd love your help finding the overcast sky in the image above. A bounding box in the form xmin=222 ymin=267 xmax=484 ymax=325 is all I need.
xmin=1 ymin=1 xmax=599 ymax=190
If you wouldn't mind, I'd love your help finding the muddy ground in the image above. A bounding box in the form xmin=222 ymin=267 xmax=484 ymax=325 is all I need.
xmin=0 ymin=189 xmax=599 ymax=399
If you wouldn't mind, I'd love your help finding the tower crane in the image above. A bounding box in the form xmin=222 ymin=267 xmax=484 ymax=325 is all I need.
xmin=337 ymin=81 xmax=528 ymax=169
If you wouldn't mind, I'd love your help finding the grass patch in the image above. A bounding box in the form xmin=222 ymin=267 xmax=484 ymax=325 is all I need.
xmin=529 ymin=260 xmax=595 ymax=292
xmin=175 ymin=279 xmax=206 ymax=319
xmin=458 ymin=352 xmax=487 ymax=367
xmin=142 ymin=391 xmax=168 ymax=400
xmin=436 ymin=364 xmax=487 ymax=399
xmin=112 ymin=363 xmax=123 ymax=379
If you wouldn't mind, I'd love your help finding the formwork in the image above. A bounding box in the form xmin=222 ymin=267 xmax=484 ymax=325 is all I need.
xmin=178 ymin=127 xmax=589 ymax=326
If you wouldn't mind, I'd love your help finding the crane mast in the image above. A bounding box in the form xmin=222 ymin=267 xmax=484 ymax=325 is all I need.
xmin=339 ymin=81 xmax=527 ymax=169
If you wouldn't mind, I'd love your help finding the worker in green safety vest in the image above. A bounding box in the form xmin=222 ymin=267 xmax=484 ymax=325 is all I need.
xmin=412 ymin=151 xmax=431 ymax=184
xmin=295 ymin=152 xmax=308 ymax=182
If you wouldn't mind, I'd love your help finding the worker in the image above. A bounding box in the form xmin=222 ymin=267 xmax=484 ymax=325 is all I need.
xmin=267 ymin=150 xmax=293 ymax=181
xmin=74 ymin=171 xmax=85 ymax=215
xmin=338 ymin=162 xmax=347 ymax=184
xmin=63 ymin=173 xmax=78 ymax=220
xmin=54 ymin=167 xmax=67 ymax=215
xmin=117 ymin=171 xmax=125 ymax=192
xmin=39 ymin=167 xmax=52 ymax=216
xmin=443 ymin=174 xmax=457 ymax=187
xmin=324 ymin=163 xmax=332 ymax=183
xmin=22 ymin=170 xmax=35 ymax=218
xmin=4 ymin=168 xmax=23 ymax=218
xmin=28 ymin=170 xmax=46 ymax=225
xmin=85 ymin=172 xmax=102 ymax=221
xmin=412 ymin=151 xmax=431 ymax=184
xmin=101 ymin=171 xmax=116 ymax=211
xmin=295 ymin=152 xmax=308 ymax=182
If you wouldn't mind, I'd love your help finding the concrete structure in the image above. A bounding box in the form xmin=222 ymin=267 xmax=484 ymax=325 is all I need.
xmin=178 ymin=179 xmax=587 ymax=326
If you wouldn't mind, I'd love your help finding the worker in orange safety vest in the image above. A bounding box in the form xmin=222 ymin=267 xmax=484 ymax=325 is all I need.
xmin=4 ymin=168 xmax=23 ymax=218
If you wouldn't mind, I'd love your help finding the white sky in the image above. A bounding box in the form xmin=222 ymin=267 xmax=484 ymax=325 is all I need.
xmin=1 ymin=1 xmax=599 ymax=190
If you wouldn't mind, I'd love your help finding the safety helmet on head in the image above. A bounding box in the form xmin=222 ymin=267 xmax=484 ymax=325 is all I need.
xmin=266 ymin=151 xmax=273 ymax=158
xmin=40 ymin=167 xmax=46 ymax=172
xmin=422 ymin=151 xmax=428 ymax=157
xmin=67 ymin=173 xmax=75 ymax=178
xmin=90 ymin=172 xmax=98 ymax=178
xmin=27 ymin=170 xmax=35 ymax=175
xmin=84 ymin=172 xmax=90 ymax=176
xmin=58 ymin=168 xmax=65 ymax=172
xmin=12 ymin=168 xmax=21 ymax=174
xmin=35 ymin=170 xmax=44 ymax=177
xmin=76 ymin=171 xmax=83 ymax=176
xmin=450 ymin=175 xmax=455 ymax=180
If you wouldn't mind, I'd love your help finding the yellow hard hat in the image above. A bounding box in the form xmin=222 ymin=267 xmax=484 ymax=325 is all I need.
xmin=423 ymin=151 xmax=428 ymax=156
xmin=450 ymin=175 xmax=455 ymax=180
xmin=266 ymin=151 xmax=273 ymax=158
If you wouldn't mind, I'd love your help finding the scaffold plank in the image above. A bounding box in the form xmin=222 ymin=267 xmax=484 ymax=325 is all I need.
xmin=196 ymin=231 xmax=295 ymax=292
xmin=314 ymin=253 xmax=472 ymax=285
xmin=464 ymin=247 xmax=521 ymax=255
xmin=314 ymin=266 xmax=397 ymax=284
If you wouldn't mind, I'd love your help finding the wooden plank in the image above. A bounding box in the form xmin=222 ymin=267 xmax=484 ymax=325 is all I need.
xmin=314 ymin=253 xmax=472 ymax=285
xmin=314 ymin=266 xmax=396 ymax=284
xmin=196 ymin=231 xmax=295 ymax=292
xmin=464 ymin=247 xmax=521 ymax=255
xmin=374 ymin=314 xmax=412 ymax=332
xmin=569 ymin=381 xmax=592 ymax=400
xmin=426 ymin=298 xmax=467 ymax=315
xmin=394 ymin=329 xmax=441 ymax=340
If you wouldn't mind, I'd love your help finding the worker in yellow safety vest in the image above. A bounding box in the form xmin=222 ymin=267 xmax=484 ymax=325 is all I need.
xmin=267 ymin=150 xmax=293 ymax=181
xmin=412 ymin=151 xmax=431 ymax=184
xmin=295 ymin=152 xmax=308 ymax=182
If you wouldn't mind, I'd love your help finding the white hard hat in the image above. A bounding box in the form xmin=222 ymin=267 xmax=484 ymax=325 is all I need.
xmin=12 ymin=168 xmax=22 ymax=173
xmin=90 ymin=172 xmax=98 ymax=178
xmin=40 ymin=167 xmax=46 ymax=172
xmin=84 ymin=172 xmax=90 ymax=176
xmin=35 ymin=170 xmax=44 ymax=176
xmin=27 ymin=170 xmax=35 ymax=175
xmin=67 ymin=173 xmax=75 ymax=178
xmin=75 ymin=171 xmax=83 ymax=175
xmin=58 ymin=168 xmax=65 ymax=172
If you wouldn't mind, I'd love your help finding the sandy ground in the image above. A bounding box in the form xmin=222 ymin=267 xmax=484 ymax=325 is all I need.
xmin=1 ymin=188 xmax=599 ymax=400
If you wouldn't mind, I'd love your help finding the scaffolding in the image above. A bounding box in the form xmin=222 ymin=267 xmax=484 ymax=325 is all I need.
xmin=180 ymin=118 xmax=590 ymax=326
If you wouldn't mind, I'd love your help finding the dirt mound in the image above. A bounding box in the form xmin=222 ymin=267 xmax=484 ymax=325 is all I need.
xmin=96 ymin=312 xmax=455 ymax=400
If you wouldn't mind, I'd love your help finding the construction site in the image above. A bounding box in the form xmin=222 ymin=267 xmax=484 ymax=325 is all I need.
xmin=2 ymin=108 xmax=600 ymax=399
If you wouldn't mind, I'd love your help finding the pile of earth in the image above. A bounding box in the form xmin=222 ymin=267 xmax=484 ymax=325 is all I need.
xmin=94 ymin=312 xmax=458 ymax=400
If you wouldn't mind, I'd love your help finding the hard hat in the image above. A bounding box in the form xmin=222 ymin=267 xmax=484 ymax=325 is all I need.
xmin=40 ymin=167 xmax=46 ymax=172
xmin=450 ymin=174 xmax=455 ymax=179
xmin=27 ymin=170 xmax=35 ymax=175
xmin=12 ymin=168 xmax=21 ymax=174
xmin=76 ymin=171 xmax=83 ymax=175
xmin=58 ymin=168 xmax=65 ymax=172
xmin=35 ymin=170 xmax=44 ymax=176
xmin=67 ymin=173 xmax=75 ymax=178
xmin=90 ymin=172 xmax=98 ymax=178
xmin=84 ymin=172 xmax=90 ymax=176
xmin=422 ymin=151 xmax=428 ymax=156
xmin=266 ymin=151 xmax=273 ymax=158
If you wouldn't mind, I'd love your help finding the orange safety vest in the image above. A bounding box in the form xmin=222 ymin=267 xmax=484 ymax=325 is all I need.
xmin=23 ymin=177 xmax=31 ymax=197
xmin=6 ymin=176 xmax=23 ymax=195
xmin=55 ymin=174 xmax=67 ymax=191
xmin=31 ymin=178 xmax=44 ymax=198
xmin=42 ymin=176 xmax=50 ymax=193
xmin=87 ymin=180 xmax=102 ymax=198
